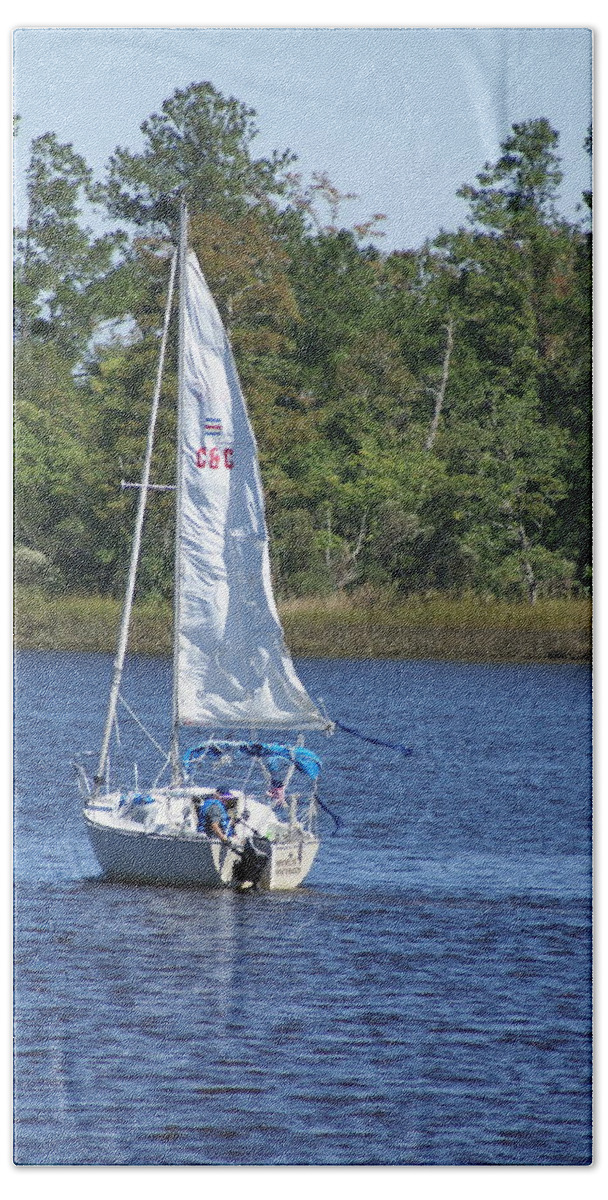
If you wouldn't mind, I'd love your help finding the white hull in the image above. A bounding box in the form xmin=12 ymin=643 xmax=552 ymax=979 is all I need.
xmin=83 ymin=789 xmax=319 ymax=890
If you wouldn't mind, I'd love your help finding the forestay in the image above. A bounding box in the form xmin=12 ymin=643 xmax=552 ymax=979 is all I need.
xmin=176 ymin=249 xmax=329 ymax=732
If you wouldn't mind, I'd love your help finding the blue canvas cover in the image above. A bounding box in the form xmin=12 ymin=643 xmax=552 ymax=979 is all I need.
xmin=183 ymin=739 xmax=322 ymax=779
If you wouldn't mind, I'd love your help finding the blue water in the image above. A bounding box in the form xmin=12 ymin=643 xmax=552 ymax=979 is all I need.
xmin=14 ymin=651 xmax=592 ymax=1165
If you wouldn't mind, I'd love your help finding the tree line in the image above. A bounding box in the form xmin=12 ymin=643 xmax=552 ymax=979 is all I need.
xmin=14 ymin=83 xmax=591 ymax=604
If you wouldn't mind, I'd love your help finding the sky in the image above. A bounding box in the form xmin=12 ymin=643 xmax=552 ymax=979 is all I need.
xmin=13 ymin=26 xmax=592 ymax=251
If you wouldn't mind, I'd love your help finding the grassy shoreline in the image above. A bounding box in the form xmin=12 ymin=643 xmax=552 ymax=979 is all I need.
xmin=14 ymin=588 xmax=591 ymax=663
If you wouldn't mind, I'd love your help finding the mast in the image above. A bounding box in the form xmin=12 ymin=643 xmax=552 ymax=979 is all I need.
xmin=170 ymin=196 xmax=188 ymax=784
xmin=93 ymin=247 xmax=177 ymax=794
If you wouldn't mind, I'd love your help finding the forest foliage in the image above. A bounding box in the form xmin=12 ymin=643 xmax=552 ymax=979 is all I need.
xmin=14 ymin=83 xmax=592 ymax=605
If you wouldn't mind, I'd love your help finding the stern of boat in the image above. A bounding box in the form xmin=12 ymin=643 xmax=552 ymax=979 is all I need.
xmin=82 ymin=788 xmax=319 ymax=891
xmin=263 ymin=835 xmax=320 ymax=890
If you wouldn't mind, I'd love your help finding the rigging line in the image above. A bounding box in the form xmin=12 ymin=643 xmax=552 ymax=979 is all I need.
xmin=242 ymin=757 xmax=258 ymax=787
xmin=117 ymin=693 xmax=171 ymax=764
xmin=151 ymin=758 xmax=171 ymax=789
xmin=315 ymin=790 xmax=342 ymax=835
xmin=93 ymin=246 xmax=178 ymax=792
xmin=334 ymin=719 xmax=413 ymax=757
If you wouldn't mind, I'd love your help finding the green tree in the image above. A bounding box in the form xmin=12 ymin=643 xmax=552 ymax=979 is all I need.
xmin=428 ymin=119 xmax=583 ymax=600
xmin=103 ymin=81 xmax=296 ymax=230
xmin=288 ymin=229 xmax=381 ymax=397
xmin=14 ymin=340 xmax=98 ymax=587
xmin=458 ymin=117 xmax=563 ymax=235
xmin=13 ymin=101 xmax=591 ymax=605
xmin=14 ymin=131 xmax=124 ymax=361
xmin=189 ymin=209 xmax=299 ymax=434
xmin=84 ymin=243 xmax=179 ymax=596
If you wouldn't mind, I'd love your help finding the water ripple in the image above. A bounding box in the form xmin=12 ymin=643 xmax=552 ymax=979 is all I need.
xmin=14 ymin=652 xmax=591 ymax=1165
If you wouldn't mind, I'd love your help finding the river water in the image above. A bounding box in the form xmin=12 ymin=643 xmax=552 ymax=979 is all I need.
xmin=13 ymin=650 xmax=591 ymax=1165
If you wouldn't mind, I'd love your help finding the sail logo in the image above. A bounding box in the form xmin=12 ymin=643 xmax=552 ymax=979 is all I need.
xmin=204 ymin=418 xmax=223 ymax=435
xmin=196 ymin=446 xmax=234 ymax=469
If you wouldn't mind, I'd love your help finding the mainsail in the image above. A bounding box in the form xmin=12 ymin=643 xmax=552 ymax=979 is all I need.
xmin=175 ymin=249 xmax=329 ymax=732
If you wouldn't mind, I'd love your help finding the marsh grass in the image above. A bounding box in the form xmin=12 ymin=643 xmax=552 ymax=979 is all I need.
xmin=279 ymin=589 xmax=591 ymax=630
xmin=14 ymin=585 xmax=591 ymax=662
xmin=281 ymin=591 xmax=590 ymax=661
xmin=14 ymin=589 xmax=173 ymax=655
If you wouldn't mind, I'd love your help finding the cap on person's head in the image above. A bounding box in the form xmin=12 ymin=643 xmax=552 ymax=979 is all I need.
xmin=216 ymin=786 xmax=237 ymax=808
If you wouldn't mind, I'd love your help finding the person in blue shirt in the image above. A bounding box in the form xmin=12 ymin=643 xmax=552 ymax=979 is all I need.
xmin=195 ymin=788 xmax=237 ymax=842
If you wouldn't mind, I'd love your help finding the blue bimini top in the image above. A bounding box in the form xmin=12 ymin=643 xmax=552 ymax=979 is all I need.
xmin=183 ymin=740 xmax=322 ymax=780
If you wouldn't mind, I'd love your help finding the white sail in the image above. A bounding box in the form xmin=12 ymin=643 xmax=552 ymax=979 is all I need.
xmin=176 ymin=249 xmax=329 ymax=732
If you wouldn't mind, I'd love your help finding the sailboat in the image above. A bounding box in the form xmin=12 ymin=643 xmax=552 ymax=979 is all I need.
xmin=76 ymin=200 xmax=334 ymax=890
